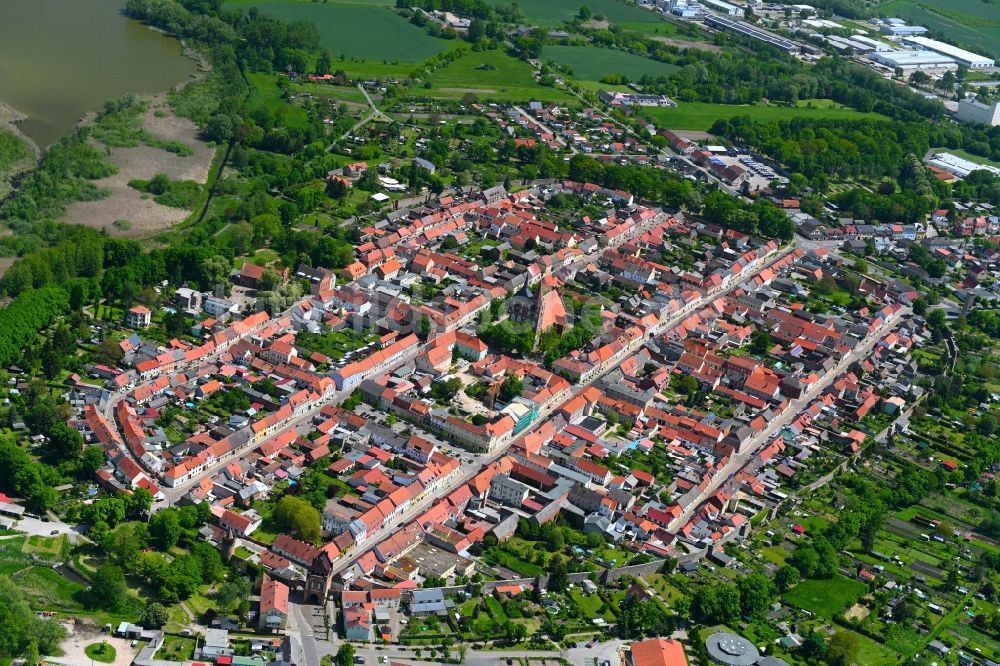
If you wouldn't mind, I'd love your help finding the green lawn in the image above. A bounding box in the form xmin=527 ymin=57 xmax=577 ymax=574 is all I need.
xmin=615 ymin=20 xmax=686 ymax=37
xmin=14 ymin=565 xmax=87 ymax=612
xmin=854 ymin=630 xmax=900 ymax=664
xmin=85 ymin=642 xmax=117 ymax=663
xmin=950 ymin=621 xmax=1000 ymax=659
xmin=640 ymin=99 xmax=888 ymax=131
xmin=246 ymin=73 xmax=310 ymax=131
xmin=428 ymin=50 xmax=574 ymax=103
xmin=228 ymin=0 xmax=452 ymax=62
xmin=159 ymin=635 xmax=196 ymax=662
xmin=296 ymin=329 xmax=378 ymax=361
xmin=485 ymin=596 xmax=508 ymax=622
xmin=482 ymin=546 xmax=543 ymax=577
xmin=484 ymin=0 xmax=653 ymax=25
xmin=782 ymin=574 xmax=868 ymax=618
xmin=0 ymin=536 xmax=29 ymax=576
xmin=570 ymin=588 xmax=603 ymax=616
xmin=541 ymin=45 xmax=681 ymax=82
xmin=761 ymin=546 xmax=790 ymax=565
xmin=21 ymin=534 xmax=66 ymax=561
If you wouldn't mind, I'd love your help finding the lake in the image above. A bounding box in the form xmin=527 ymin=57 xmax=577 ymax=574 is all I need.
xmin=0 ymin=0 xmax=196 ymax=148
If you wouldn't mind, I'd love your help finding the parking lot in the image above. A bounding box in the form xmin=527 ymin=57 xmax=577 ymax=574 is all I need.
xmin=711 ymin=153 xmax=784 ymax=192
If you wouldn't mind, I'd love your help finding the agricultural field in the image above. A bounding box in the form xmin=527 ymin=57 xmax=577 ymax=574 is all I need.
xmin=484 ymin=0 xmax=653 ymax=26
xmin=878 ymin=0 xmax=1000 ymax=58
xmin=428 ymin=51 xmax=575 ymax=103
xmin=782 ymin=573 xmax=868 ymax=618
xmin=541 ymin=45 xmax=681 ymax=82
xmin=227 ymin=0 xmax=451 ymax=62
xmin=641 ymin=99 xmax=888 ymax=131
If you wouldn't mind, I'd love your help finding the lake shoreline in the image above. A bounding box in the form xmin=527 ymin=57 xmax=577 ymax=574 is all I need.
xmin=0 ymin=101 xmax=41 ymax=156
xmin=0 ymin=20 xmax=213 ymax=218
xmin=0 ymin=100 xmax=42 ymax=202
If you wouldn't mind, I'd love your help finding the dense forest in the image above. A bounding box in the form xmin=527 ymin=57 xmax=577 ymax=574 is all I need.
xmin=710 ymin=117 xmax=932 ymax=184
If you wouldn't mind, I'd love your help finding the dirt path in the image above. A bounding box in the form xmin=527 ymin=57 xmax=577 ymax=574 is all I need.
xmin=650 ymin=36 xmax=723 ymax=52
xmin=62 ymin=93 xmax=215 ymax=238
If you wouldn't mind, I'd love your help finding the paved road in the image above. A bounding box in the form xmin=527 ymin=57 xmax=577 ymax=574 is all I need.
xmin=668 ymin=305 xmax=910 ymax=531
xmin=288 ymin=601 xmax=322 ymax=666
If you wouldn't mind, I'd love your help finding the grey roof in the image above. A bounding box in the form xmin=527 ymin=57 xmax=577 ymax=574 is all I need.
xmin=704 ymin=633 xmax=760 ymax=666
xmin=757 ymin=658 xmax=791 ymax=666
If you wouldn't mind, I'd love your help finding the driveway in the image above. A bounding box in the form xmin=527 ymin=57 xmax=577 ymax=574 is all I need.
xmin=5 ymin=514 xmax=79 ymax=540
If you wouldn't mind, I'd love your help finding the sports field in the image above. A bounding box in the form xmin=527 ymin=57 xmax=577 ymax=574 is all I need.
xmin=878 ymin=0 xmax=1000 ymax=58
xmin=542 ymin=45 xmax=681 ymax=82
xmin=641 ymin=99 xmax=888 ymax=131
xmin=428 ymin=51 xmax=575 ymax=103
xmin=228 ymin=0 xmax=451 ymax=62
xmin=484 ymin=0 xmax=653 ymax=25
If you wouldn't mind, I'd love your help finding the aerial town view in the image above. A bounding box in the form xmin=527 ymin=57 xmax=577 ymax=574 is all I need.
xmin=1 ymin=0 xmax=1000 ymax=665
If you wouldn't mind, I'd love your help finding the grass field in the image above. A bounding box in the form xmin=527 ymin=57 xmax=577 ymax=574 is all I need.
xmin=570 ymin=588 xmax=617 ymax=621
xmin=428 ymin=51 xmax=574 ymax=103
xmin=640 ymin=99 xmax=888 ymax=131
xmin=483 ymin=546 xmax=543 ymax=577
xmin=485 ymin=596 xmax=508 ymax=622
xmin=290 ymin=81 xmax=368 ymax=103
xmin=541 ymin=45 xmax=681 ymax=82
xmin=246 ymin=72 xmax=310 ymax=130
xmin=761 ymin=545 xmax=791 ymax=565
xmin=229 ymin=0 xmax=451 ymax=62
xmin=21 ymin=534 xmax=66 ymax=561
xmin=878 ymin=0 xmax=1000 ymax=58
xmin=485 ymin=0 xmax=653 ymax=26
xmin=615 ymin=20 xmax=686 ymax=37
xmin=855 ymin=630 xmax=900 ymax=664
xmin=783 ymin=574 xmax=868 ymax=618
xmin=159 ymin=636 xmax=196 ymax=662
xmin=13 ymin=565 xmax=86 ymax=611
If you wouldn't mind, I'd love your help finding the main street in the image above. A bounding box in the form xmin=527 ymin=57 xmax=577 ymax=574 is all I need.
xmin=668 ymin=304 xmax=911 ymax=531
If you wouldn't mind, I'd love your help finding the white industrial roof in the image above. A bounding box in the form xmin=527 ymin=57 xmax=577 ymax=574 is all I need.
xmin=903 ymin=36 xmax=994 ymax=67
